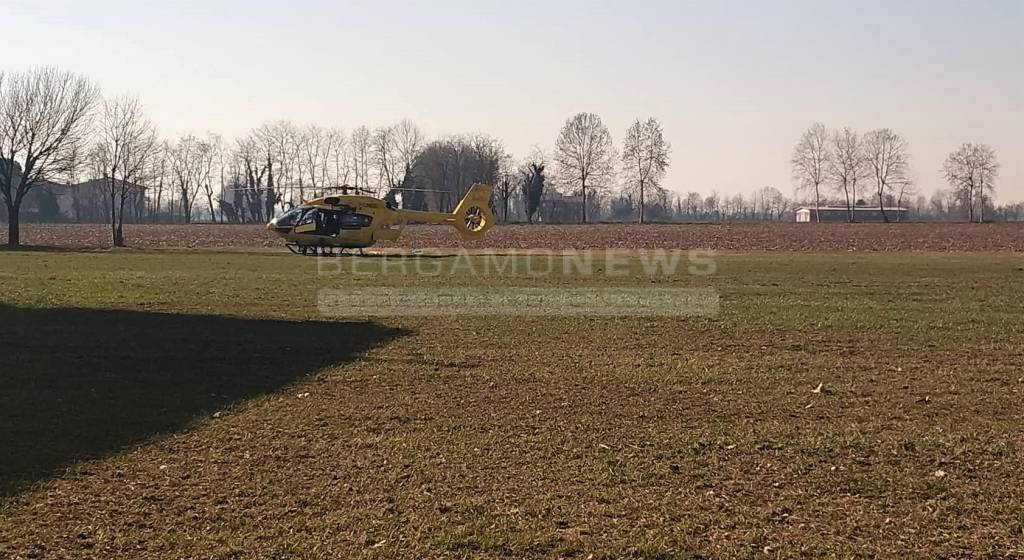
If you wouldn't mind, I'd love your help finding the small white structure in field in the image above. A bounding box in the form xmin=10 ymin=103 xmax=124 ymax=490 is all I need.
xmin=795 ymin=206 xmax=908 ymax=223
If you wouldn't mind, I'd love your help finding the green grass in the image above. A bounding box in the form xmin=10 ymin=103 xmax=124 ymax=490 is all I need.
xmin=1 ymin=249 xmax=1023 ymax=559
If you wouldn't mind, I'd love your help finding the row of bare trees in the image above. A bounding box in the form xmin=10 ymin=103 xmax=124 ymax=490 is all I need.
xmin=0 ymin=66 xmax=778 ymax=248
xmin=792 ymin=123 xmax=1002 ymax=223
xmin=2 ymin=67 xmax=1017 ymax=248
xmin=0 ymin=67 xmax=459 ymax=247
xmin=92 ymin=97 xmax=158 ymax=246
xmin=0 ymin=68 xmax=232 ymax=247
xmin=792 ymin=124 xmax=915 ymax=223
xmin=942 ymin=143 xmax=1000 ymax=222
xmin=91 ymin=115 xmax=229 ymax=244
xmin=552 ymin=112 xmax=671 ymax=224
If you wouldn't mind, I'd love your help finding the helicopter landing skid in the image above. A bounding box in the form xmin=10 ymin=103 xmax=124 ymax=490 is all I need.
xmin=285 ymin=244 xmax=367 ymax=257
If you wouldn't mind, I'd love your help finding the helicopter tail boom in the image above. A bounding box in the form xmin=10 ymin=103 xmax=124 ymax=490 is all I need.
xmin=391 ymin=183 xmax=495 ymax=240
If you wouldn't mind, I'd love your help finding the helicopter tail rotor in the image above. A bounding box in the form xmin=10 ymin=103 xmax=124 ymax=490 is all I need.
xmin=452 ymin=184 xmax=495 ymax=240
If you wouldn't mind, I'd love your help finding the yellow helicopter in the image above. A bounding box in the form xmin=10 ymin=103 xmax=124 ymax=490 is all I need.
xmin=266 ymin=183 xmax=494 ymax=255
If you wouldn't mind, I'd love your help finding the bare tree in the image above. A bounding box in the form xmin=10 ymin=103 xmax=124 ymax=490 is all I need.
xmin=392 ymin=120 xmax=425 ymax=187
xmin=411 ymin=134 xmax=506 ymax=212
xmin=769 ymin=187 xmax=791 ymax=222
xmin=829 ymin=127 xmax=868 ymax=222
xmin=752 ymin=186 xmax=786 ymax=222
xmin=226 ymin=131 xmax=282 ymax=223
xmin=621 ymin=117 xmax=670 ymax=223
xmin=368 ymin=120 xmax=426 ymax=200
xmin=198 ymin=134 xmax=222 ymax=222
xmin=325 ymin=127 xmax=348 ymax=189
xmin=791 ymin=123 xmax=830 ymax=223
xmin=894 ymin=179 xmax=916 ymax=223
xmin=350 ymin=125 xmax=373 ymax=190
xmin=862 ymin=129 xmax=910 ymax=222
xmin=60 ymin=141 xmax=88 ymax=223
xmin=554 ymin=112 xmax=616 ymax=223
xmin=94 ymin=96 xmax=158 ymax=245
xmin=146 ymin=142 xmax=169 ymax=222
xmin=467 ymin=134 xmax=504 ymax=193
xmin=942 ymin=143 xmax=999 ymax=223
xmin=495 ymin=156 xmax=517 ymax=222
xmin=371 ymin=126 xmax=398 ymax=195
xmin=0 ymin=67 xmax=99 ymax=247
xmin=705 ymin=191 xmax=721 ymax=222
xmin=168 ymin=134 xmax=207 ymax=223
xmin=256 ymin=122 xmax=299 ymax=208
xmin=294 ymin=126 xmax=313 ymax=202
xmin=521 ymin=158 xmax=546 ymax=224
xmin=300 ymin=125 xmax=347 ymax=199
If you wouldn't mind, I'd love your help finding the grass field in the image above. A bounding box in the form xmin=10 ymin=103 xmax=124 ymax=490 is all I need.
xmin=2 ymin=249 xmax=1023 ymax=558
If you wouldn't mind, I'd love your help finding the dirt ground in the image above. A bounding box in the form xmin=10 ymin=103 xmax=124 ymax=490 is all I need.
xmin=4 ymin=222 xmax=1024 ymax=252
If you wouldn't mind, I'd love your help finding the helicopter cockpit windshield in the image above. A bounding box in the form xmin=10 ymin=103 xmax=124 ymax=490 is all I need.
xmin=272 ymin=206 xmax=306 ymax=228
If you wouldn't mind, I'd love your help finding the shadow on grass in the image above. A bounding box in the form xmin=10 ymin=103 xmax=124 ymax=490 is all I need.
xmin=0 ymin=245 xmax=100 ymax=253
xmin=0 ymin=304 xmax=404 ymax=498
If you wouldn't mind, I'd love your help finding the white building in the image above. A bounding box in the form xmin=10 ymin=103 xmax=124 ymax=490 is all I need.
xmin=795 ymin=205 xmax=909 ymax=223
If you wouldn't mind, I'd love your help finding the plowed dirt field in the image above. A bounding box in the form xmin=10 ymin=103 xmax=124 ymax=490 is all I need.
xmin=5 ymin=222 xmax=1024 ymax=251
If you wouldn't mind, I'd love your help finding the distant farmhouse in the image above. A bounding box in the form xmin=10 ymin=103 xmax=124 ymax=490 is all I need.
xmin=795 ymin=205 xmax=909 ymax=223
xmin=0 ymin=160 xmax=146 ymax=223
xmin=3 ymin=179 xmax=146 ymax=224
xmin=541 ymin=192 xmax=584 ymax=223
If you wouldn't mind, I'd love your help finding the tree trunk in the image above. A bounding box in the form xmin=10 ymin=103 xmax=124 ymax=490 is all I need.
xmin=640 ymin=180 xmax=645 ymax=224
xmin=265 ymin=160 xmax=275 ymax=222
xmin=851 ymin=181 xmax=857 ymax=223
xmin=73 ymin=189 xmax=81 ymax=223
xmin=115 ymin=183 xmax=129 ymax=247
xmin=814 ymin=184 xmax=821 ymax=223
xmin=115 ymin=196 xmax=125 ymax=242
xmin=109 ymin=176 xmax=118 ymax=247
xmin=581 ymin=181 xmax=588 ymax=224
xmin=844 ymin=181 xmax=853 ymax=223
xmin=6 ymin=200 xmax=19 ymax=248
xmin=878 ymin=190 xmax=889 ymax=223
xmin=967 ymin=183 xmax=975 ymax=222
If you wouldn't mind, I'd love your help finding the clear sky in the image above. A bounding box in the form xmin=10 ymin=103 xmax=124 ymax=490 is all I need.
xmin=3 ymin=0 xmax=1021 ymax=201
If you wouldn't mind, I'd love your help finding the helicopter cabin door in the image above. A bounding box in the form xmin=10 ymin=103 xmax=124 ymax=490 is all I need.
xmin=293 ymin=208 xmax=350 ymax=237
xmin=293 ymin=208 xmax=319 ymax=235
